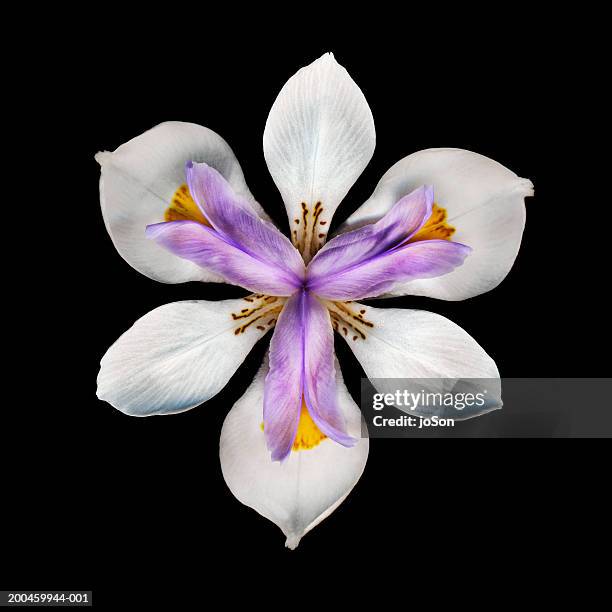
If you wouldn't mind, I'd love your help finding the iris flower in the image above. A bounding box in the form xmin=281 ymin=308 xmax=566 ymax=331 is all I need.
xmin=96 ymin=53 xmax=532 ymax=548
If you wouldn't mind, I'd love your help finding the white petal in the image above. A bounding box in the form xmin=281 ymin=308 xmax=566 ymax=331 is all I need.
xmin=263 ymin=53 xmax=375 ymax=261
xmin=220 ymin=357 xmax=368 ymax=549
xmin=336 ymin=303 xmax=500 ymax=418
xmin=97 ymin=121 xmax=267 ymax=283
xmin=340 ymin=149 xmax=533 ymax=300
xmin=97 ymin=297 xmax=279 ymax=415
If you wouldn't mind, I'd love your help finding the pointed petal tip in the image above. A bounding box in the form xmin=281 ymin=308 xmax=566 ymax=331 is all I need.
xmin=517 ymin=178 xmax=534 ymax=197
xmin=96 ymin=384 xmax=136 ymax=417
xmin=144 ymin=222 xmax=165 ymax=239
xmin=268 ymin=442 xmax=292 ymax=463
xmin=185 ymin=160 xmax=223 ymax=187
xmin=285 ymin=533 xmax=302 ymax=550
xmin=269 ymin=451 xmax=284 ymax=463
xmin=345 ymin=434 xmax=360 ymax=448
xmin=184 ymin=159 xmax=214 ymax=172
xmin=95 ymin=151 xmax=112 ymax=166
xmin=298 ymin=52 xmax=340 ymax=77
xmin=320 ymin=51 xmax=336 ymax=62
xmin=316 ymin=422 xmax=359 ymax=448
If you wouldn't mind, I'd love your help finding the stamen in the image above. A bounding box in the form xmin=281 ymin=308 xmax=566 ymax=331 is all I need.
xmin=326 ymin=301 xmax=374 ymax=341
xmin=409 ymin=203 xmax=455 ymax=242
xmin=164 ymin=184 xmax=211 ymax=226
xmin=231 ymin=295 xmax=284 ymax=335
xmin=292 ymin=201 xmax=327 ymax=262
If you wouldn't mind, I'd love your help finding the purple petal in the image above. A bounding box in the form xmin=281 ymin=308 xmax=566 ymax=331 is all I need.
xmin=185 ymin=162 xmax=305 ymax=282
xmin=306 ymin=185 xmax=470 ymax=300
xmin=146 ymin=221 xmax=302 ymax=296
xmin=307 ymin=186 xmax=434 ymax=281
xmin=262 ymin=293 xmax=303 ymax=461
xmin=308 ymin=239 xmax=471 ymax=301
xmin=264 ymin=290 xmax=356 ymax=462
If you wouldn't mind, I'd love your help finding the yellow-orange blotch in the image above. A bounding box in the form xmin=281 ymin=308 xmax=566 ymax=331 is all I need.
xmin=164 ymin=183 xmax=211 ymax=226
xmin=410 ymin=203 xmax=455 ymax=242
xmin=292 ymin=399 xmax=327 ymax=451
xmin=259 ymin=398 xmax=328 ymax=453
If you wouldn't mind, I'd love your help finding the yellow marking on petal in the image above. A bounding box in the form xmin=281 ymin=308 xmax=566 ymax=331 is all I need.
xmin=258 ymin=399 xmax=327 ymax=452
xmin=292 ymin=398 xmax=327 ymax=452
xmin=164 ymin=183 xmax=211 ymax=226
xmin=410 ymin=203 xmax=455 ymax=242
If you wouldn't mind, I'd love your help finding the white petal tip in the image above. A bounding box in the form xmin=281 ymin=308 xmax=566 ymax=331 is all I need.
xmin=308 ymin=51 xmax=342 ymax=73
xmin=516 ymin=178 xmax=534 ymax=197
xmin=284 ymin=534 xmax=302 ymax=550
xmin=95 ymin=382 xmax=106 ymax=401
xmin=95 ymin=151 xmax=113 ymax=166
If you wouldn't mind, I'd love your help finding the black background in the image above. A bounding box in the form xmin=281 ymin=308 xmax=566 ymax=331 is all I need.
xmin=5 ymin=9 xmax=608 ymax=606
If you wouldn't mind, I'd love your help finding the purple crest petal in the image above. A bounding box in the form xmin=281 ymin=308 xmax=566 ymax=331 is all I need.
xmin=306 ymin=186 xmax=471 ymax=300
xmin=146 ymin=221 xmax=302 ymax=296
xmin=147 ymin=162 xmax=306 ymax=295
xmin=307 ymin=186 xmax=434 ymax=280
xmin=308 ymin=239 xmax=471 ymax=300
xmin=264 ymin=290 xmax=357 ymax=462
xmin=185 ymin=162 xmax=305 ymax=281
